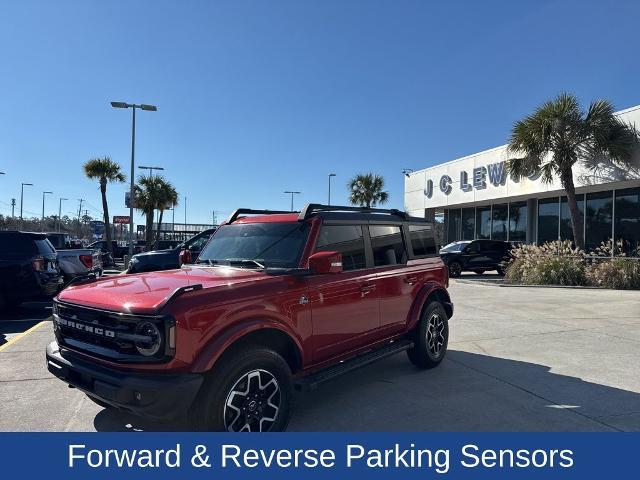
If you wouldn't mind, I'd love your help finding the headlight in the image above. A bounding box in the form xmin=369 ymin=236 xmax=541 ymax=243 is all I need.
xmin=134 ymin=321 xmax=162 ymax=357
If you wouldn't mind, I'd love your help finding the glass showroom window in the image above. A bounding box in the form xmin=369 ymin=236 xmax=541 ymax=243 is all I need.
xmin=560 ymin=195 xmax=585 ymax=243
xmin=491 ymin=203 xmax=508 ymax=240
xmin=476 ymin=206 xmax=491 ymax=239
xmin=585 ymin=191 xmax=613 ymax=252
xmin=461 ymin=208 xmax=475 ymax=240
xmin=508 ymin=201 xmax=527 ymax=243
xmin=446 ymin=209 xmax=461 ymax=242
xmin=614 ymin=187 xmax=640 ymax=256
xmin=537 ymin=197 xmax=559 ymax=244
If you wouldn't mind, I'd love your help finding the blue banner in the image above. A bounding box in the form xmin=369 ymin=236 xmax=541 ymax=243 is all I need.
xmin=0 ymin=433 xmax=634 ymax=479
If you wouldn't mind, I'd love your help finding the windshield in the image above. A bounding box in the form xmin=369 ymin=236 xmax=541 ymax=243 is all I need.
xmin=440 ymin=241 xmax=470 ymax=252
xmin=197 ymin=222 xmax=309 ymax=269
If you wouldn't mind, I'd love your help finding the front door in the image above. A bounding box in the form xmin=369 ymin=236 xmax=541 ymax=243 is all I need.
xmin=308 ymin=224 xmax=380 ymax=364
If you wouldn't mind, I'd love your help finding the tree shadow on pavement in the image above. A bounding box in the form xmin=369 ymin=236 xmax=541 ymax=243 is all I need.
xmin=93 ymin=350 xmax=640 ymax=432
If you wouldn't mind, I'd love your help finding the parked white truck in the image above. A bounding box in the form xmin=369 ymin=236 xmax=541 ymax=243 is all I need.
xmin=45 ymin=233 xmax=103 ymax=283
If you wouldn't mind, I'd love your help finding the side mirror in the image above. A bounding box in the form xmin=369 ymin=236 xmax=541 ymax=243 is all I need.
xmin=178 ymin=249 xmax=192 ymax=266
xmin=307 ymin=251 xmax=343 ymax=274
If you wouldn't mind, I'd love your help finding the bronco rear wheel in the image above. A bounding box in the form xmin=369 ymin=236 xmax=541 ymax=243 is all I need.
xmin=190 ymin=348 xmax=293 ymax=432
xmin=407 ymin=301 xmax=449 ymax=369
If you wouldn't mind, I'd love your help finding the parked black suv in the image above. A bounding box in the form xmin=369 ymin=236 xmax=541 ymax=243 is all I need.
xmin=126 ymin=228 xmax=215 ymax=274
xmin=439 ymin=239 xmax=512 ymax=277
xmin=0 ymin=231 xmax=64 ymax=309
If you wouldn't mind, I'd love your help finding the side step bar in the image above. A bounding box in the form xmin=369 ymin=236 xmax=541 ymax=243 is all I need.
xmin=294 ymin=339 xmax=414 ymax=392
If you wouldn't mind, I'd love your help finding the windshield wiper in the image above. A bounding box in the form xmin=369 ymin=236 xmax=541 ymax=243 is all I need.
xmin=226 ymin=258 xmax=266 ymax=269
xmin=196 ymin=259 xmax=217 ymax=265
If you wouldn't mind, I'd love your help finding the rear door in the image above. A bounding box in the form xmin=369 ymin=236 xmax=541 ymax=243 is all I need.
xmin=368 ymin=225 xmax=416 ymax=336
xmin=307 ymin=224 xmax=380 ymax=363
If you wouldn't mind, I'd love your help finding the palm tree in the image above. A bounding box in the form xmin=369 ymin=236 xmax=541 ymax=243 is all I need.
xmin=134 ymin=175 xmax=179 ymax=250
xmin=507 ymin=93 xmax=639 ymax=249
xmin=348 ymin=173 xmax=389 ymax=208
xmin=154 ymin=180 xmax=178 ymax=248
xmin=83 ymin=157 xmax=126 ymax=256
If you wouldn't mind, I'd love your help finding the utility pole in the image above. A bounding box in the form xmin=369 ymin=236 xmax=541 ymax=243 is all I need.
xmin=184 ymin=197 xmax=187 ymax=225
xmin=11 ymin=198 xmax=16 ymax=218
xmin=77 ymin=199 xmax=84 ymax=237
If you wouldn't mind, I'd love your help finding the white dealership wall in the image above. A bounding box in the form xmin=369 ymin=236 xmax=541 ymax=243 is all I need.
xmin=405 ymin=104 xmax=640 ymax=217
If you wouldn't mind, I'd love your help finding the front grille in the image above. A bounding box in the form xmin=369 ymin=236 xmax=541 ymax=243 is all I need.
xmin=53 ymin=301 xmax=174 ymax=363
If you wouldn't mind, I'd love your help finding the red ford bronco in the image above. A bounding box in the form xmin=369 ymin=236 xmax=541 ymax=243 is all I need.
xmin=46 ymin=204 xmax=453 ymax=431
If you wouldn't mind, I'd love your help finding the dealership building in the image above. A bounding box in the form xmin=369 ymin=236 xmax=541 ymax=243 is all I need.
xmin=404 ymin=104 xmax=640 ymax=254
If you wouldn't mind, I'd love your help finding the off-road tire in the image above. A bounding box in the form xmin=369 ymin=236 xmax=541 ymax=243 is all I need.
xmin=189 ymin=347 xmax=293 ymax=432
xmin=407 ymin=301 xmax=449 ymax=369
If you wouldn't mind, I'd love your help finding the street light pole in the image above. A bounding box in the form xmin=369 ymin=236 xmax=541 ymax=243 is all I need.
xmin=20 ymin=182 xmax=33 ymax=227
xmin=283 ymin=191 xmax=301 ymax=212
xmin=58 ymin=197 xmax=68 ymax=232
xmin=328 ymin=173 xmax=336 ymax=205
xmin=41 ymin=191 xmax=53 ymax=231
xmin=111 ymin=101 xmax=157 ymax=257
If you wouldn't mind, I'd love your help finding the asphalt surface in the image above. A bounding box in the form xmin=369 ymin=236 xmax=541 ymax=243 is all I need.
xmin=1 ymin=279 xmax=639 ymax=431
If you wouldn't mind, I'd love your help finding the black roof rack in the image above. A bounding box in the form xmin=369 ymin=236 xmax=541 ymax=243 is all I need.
xmin=226 ymin=208 xmax=295 ymax=224
xmin=298 ymin=204 xmax=408 ymax=221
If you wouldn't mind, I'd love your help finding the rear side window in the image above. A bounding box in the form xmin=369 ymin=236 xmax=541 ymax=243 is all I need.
xmin=408 ymin=224 xmax=437 ymax=256
xmin=35 ymin=239 xmax=56 ymax=255
xmin=369 ymin=225 xmax=406 ymax=266
xmin=316 ymin=225 xmax=366 ymax=271
xmin=0 ymin=234 xmax=37 ymax=258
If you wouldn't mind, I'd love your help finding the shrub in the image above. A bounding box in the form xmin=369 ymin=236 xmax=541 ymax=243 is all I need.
xmin=505 ymin=241 xmax=587 ymax=286
xmin=586 ymin=258 xmax=640 ymax=289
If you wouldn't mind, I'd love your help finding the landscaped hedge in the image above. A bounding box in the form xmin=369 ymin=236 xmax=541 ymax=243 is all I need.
xmin=505 ymin=240 xmax=640 ymax=290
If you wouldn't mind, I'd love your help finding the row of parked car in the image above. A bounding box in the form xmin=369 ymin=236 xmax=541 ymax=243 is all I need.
xmin=1 ymin=227 xmax=509 ymax=310
xmin=0 ymin=229 xmax=217 ymax=310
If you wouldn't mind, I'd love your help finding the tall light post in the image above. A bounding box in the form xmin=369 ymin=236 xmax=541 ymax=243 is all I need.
xmin=41 ymin=191 xmax=53 ymax=231
xmin=283 ymin=191 xmax=301 ymax=212
xmin=111 ymin=101 xmax=158 ymax=256
xmin=20 ymin=182 xmax=33 ymax=226
xmin=58 ymin=197 xmax=68 ymax=232
xmin=328 ymin=173 xmax=336 ymax=205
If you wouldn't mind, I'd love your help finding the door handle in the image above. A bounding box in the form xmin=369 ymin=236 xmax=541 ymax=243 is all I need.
xmin=360 ymin=284 xmax=376 ymax=294
xmin=404 ymin=276 xmax=419 ymax=285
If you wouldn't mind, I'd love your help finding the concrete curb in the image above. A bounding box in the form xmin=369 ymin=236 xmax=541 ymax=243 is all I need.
xmin=452 ymin=278 xmax=636 ymax=291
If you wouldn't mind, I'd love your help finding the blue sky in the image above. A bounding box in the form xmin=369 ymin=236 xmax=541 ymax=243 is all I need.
xmin=1 ymin=0 xmax=639 ymax=225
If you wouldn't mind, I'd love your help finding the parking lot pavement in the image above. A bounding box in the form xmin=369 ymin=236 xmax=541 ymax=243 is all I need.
xmin=1 ymin=282 xmax=639 ymax=432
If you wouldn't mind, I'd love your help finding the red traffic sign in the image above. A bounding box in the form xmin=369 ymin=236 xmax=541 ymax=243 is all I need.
xmin=113 ymin=216 xmax=131 ymax=224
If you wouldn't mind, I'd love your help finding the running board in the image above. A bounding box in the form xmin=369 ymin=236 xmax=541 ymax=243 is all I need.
xmin=294 ymin=339 xmax=414 ymax=392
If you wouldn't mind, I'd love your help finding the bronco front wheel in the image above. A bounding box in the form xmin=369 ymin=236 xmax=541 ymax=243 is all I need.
xmin=190 ymin=348 xmax=293 ymax=432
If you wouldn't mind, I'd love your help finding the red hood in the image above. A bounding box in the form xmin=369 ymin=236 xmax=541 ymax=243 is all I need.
xmin=57 ymin=266 xmax=271 ymax=314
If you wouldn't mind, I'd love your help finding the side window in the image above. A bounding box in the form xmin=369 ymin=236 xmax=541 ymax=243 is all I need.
xmin=467 ymin=241 xmax=481 ymax=253
xmin=187 ymin=234 xmax=210 ymax=251
xmin=369 ymin=225 xmax=407 ymax=266
xmin=408 ymin=224 xmax=437 ymax=257
xmin=316 ymin=225 xmax=366 ymax=271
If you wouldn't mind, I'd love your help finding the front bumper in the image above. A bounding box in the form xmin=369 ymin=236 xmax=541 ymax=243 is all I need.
xmin=46 ymin=341 xmax=203 ymax=421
